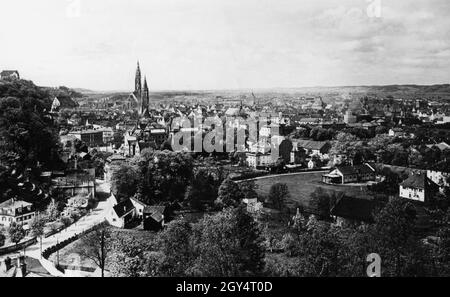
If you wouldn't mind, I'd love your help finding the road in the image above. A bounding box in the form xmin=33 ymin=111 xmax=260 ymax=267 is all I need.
xmin=0 ymin=179 xmax=112 ymax=261
xmin=235 ymin=169 xmax=330 ymax=183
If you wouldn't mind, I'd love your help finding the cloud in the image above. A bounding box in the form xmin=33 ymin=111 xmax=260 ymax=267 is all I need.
xmin=0 ymin=0 xmax=448 ymax=89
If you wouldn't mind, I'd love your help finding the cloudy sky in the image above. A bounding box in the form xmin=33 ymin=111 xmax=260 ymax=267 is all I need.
xmin=0 ymin=0 xmax=449 ymax=91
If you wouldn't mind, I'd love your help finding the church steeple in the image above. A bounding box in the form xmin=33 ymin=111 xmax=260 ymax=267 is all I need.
xmin=140 ymin=76 xmax=149 ymax=115
xmin=135 ymin=61 xmax=142 ymax=97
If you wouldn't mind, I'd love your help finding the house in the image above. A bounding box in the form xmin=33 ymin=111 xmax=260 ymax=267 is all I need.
xmin=109 ymin=198 xmax=136 ymax=228
xmin=144 ymin=123 xmax=168 ymax=146
xmin=51 ymin=169 xmax=96 ymax=198
xmin=68 ymin=129 xmax=104 ymax=147
xmin=388 ymin=128 xmax=407 ymax=138
xmin=322 ymin=163 xmax=376 ymax=184
xmin=246 ymin=152 xmax=276 ymax=168
xmin=143 ymin=205 xmax=167 ymax=231
xmin=0 ymin=70 xmax=20 ymax=80
xmin=0 ymin=199 xmax=36 ymax=228
xmin=291 ymin=139 xmax=331 ymax=159
xmin=426 ymin=142 xmax=450 ymax=152
xmin=426 ymin=170 xmax=450 ymax=191
xmin=243 ymin=198 xmax=263 ymax=214
xmin=0 ymin=256 xmax=52 ymax=277
xmin=343 ymin=110 xmax=357 ymax=124
xmin=330 ymin=196 xmax=381 ymax=226
xmin=130 ymin=197 xmax=147 ymax=219
xmin=399 ymin=173 xmax=438 ymax=203
xmin=297 ymin=118 xmax=321 ymax=125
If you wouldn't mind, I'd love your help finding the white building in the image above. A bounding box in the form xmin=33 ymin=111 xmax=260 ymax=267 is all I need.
xmin=106 ymin=194 xmax=136 ymax=228
xmin=0 ymin=199 xmax=36 ymax=228
xmin=246 ymin=152 xmax=275 ymax=168
xmin=399 ymin=173 xmax=437 ymax=203
xmin=426 ymin=170 xmax=450 ymax=191
xmin=343 ymin=110 xmax=357 ymax=124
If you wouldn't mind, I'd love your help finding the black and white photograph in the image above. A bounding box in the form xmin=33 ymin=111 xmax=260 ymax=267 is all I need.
xmin=1 ymin=0 xmax=450 ymax=287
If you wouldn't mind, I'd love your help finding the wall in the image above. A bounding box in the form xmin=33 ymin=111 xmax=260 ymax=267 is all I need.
xmin=0 ymin=237 xmax=37 ymax=255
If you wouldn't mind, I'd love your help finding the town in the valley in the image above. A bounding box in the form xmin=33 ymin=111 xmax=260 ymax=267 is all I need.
xmin=1 ymin=65 xmax=450 ymax=277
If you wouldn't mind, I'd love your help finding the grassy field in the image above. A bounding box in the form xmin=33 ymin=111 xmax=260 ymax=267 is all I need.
xmin=254 ymin=172 xmax=373 ymax=210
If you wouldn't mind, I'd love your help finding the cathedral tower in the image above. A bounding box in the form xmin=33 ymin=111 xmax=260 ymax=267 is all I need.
xmin=135 ymin=61 xmax=142 ymax=98
xmin=140 ymin=76 xmax=149 ymax=115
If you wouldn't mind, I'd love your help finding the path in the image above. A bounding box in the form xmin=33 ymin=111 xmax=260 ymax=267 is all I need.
xmin=0 ymin=179 xmax=113 ymax=261
xmin=236 ymin=169 xmax=330 ymax=183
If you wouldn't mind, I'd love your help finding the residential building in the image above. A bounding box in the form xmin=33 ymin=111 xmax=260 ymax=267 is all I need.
xmin=107 ymin=195 xmax=136 ymax=228
xmin=143 ymin=205 xmax=167 ymax=231
xmin=0 ymin=199 xmax=35 ymax=228
xmin=69 ymin=129 xmax=104 ymax=147
xmin=343 ymin=110 xmax=357 ymax=124
xmin=399 ymin=173 xmax=438 ymax=203
xmin=246 ymin=152 xmax=276 ymax=168
xmin=0 ymin=70 xmax=20 ymax=80
xmin=322 ymin=163 xmax=376 ymax=184
xmin=291 ymin=139 xmax=331 ymax=159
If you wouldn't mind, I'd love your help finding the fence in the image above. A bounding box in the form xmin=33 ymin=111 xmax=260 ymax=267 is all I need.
xmin=0 ymin=237 xmax=37 ymax=256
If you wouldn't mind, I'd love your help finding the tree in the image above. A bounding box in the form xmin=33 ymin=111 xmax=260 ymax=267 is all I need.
xmin=267 ymin=183 xmax=289 ymax=211
xmin=111 ymin=164 xmax=140 ymax=202
xmin=156 ymin=219 xmax=193 ymax=276
xmin=188 ymin=207 xmax=265 ymax=276
xmin=391 ymin=149 xmax=409 ymax=166
xmin=8 ymin=222 xmax=25 ymax=248
xmin=329 ymin=132 xmax=359 ymax=165
xmin=435 ymin=209 xmax=450 ymax=276
xmin=238 ymin=180 xmax=258 ymax=199
xmin=29 ymin=214 xmax=46 ymax=256
xmin=309 ymin=187 xmax=332 ymax=219
xmin=45 ymin=199 xmax=61 ymax=222
xmin=139 ymin=151 xmax=194 ymax=204
xmin=78 ymin=224 xmax=112 ymax=277
xmin=371 ymin=197 xmax=423 ymax=276
xmin=375 ymin=126 xmax=388 ymax=135
xmin=184 ymin=169 xmax=217 ymax=211
xmin=0 ymin=230 xmax=5 ymax=247
xmin=295 ymin=222 xmax=345 ymax=276
xmin=109 ymin=231 xmax=155 ymax=277
xmin=215 ymin=178 xmax=243 ymax=208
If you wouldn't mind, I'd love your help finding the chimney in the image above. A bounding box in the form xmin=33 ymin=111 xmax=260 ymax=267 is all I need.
xmin=16 ymin=256 xmax=26 ymax=277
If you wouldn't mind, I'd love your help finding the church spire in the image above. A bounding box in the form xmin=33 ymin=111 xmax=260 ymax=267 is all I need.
xmin=135 ymin=61 xmax=142 ymax=98
xmin=140 ymin=76 xmax=149 ymax=115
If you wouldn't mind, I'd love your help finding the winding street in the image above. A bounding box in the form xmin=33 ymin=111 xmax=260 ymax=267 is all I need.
xmin=0 ymin=179 xmax=112 ymax=263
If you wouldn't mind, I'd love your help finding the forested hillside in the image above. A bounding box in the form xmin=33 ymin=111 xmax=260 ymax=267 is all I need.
xmin=0 ymin=79 xmax=61 ymax=202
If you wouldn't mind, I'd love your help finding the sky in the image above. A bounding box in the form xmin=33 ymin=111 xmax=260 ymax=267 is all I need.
xmin=0 ymin=0 xmax=449 ymax=91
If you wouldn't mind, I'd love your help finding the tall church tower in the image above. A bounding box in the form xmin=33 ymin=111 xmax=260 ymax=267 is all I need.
xmin=135 ymin=61 xmax=142 ymax=98
xmin=140 ymin=76 xmax=149 ymax=115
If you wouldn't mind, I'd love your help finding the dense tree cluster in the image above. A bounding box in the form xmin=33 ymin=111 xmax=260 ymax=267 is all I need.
xmin=111 ymin=150 xmax=194 ymax=205
xmin=0 ymin=79 xmax=61 ymax=203
xmin=329 ymin=131 xmax=450 ymax=168
xmin=266 ymin=197 xmax=444 ymax=276
xmin=109 ymin=207 xmax=265 ymax=277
